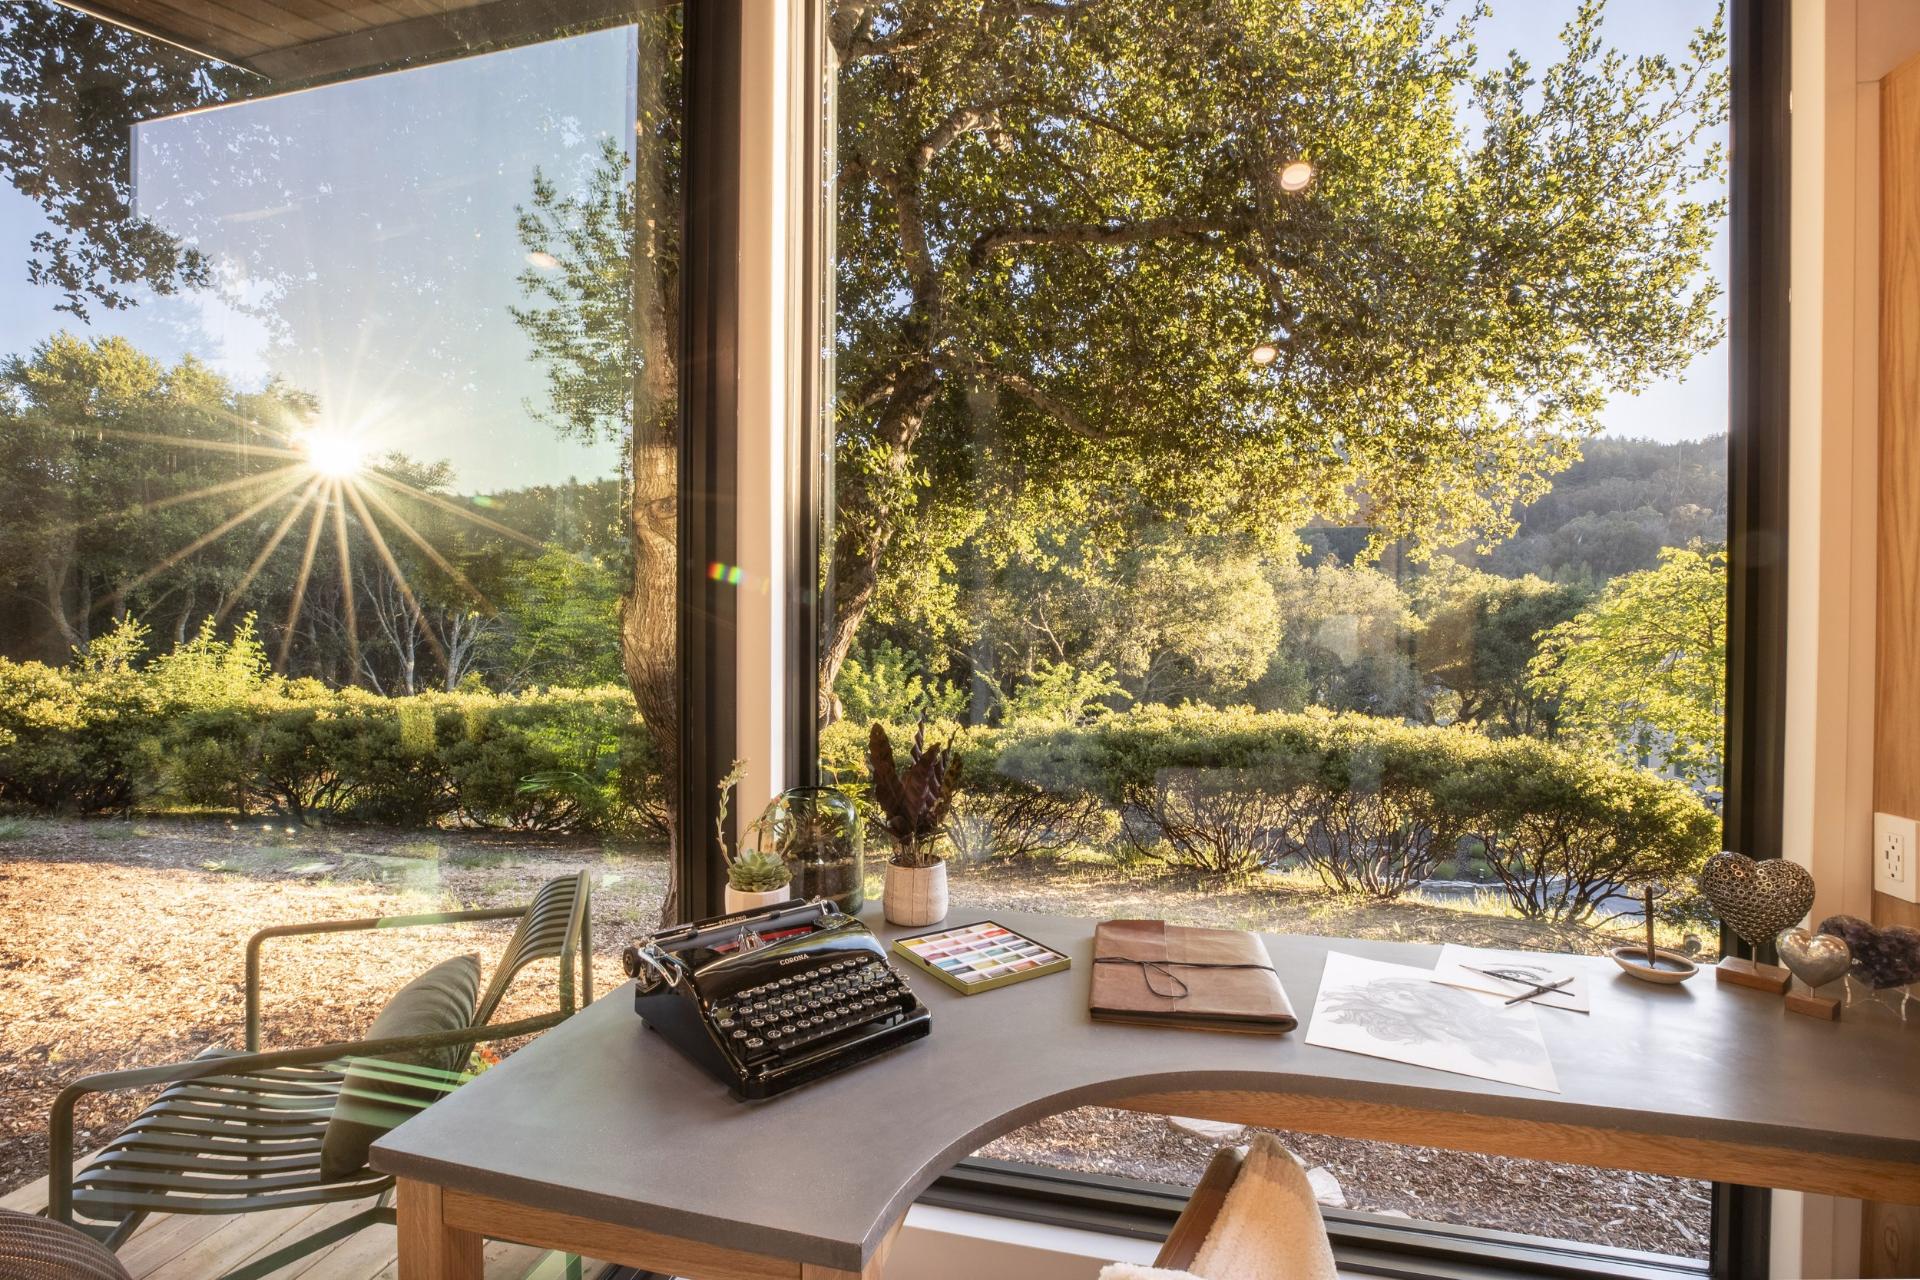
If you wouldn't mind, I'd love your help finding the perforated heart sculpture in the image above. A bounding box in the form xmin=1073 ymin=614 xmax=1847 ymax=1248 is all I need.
xmin=1698 ymin=851 xmax=1815 ymax=951
xmin=1818 ymin=914 xmax=1920 ymax=989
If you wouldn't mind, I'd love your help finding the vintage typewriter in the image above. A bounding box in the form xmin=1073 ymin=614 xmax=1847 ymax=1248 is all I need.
xmin=620 ymin=898 xmax=930 ymax=1100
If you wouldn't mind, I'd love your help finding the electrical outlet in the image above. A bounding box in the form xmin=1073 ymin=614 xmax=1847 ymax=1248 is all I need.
xmin=1875 ymin=812 xmax=1919 ymax=903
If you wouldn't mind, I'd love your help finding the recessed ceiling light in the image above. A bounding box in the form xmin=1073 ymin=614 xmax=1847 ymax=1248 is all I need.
xmin=1278 ymin=160 xmax=1314 ymax=193
xmin=1249 ymin=342 xmax=1281 ymax=367
xmin=525 ymin=251 xmax=560 ymax=270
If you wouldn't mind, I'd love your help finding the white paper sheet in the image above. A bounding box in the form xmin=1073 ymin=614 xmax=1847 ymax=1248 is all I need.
xmin=1305 ymin=951 xmax=1560 ymax=1093
xmin=1429 ymin=944 xmax=1591 ymax=1014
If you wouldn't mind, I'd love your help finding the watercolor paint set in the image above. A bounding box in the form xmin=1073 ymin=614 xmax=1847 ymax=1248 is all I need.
xmin=891 ymin=921 xmax=1071 ymax=995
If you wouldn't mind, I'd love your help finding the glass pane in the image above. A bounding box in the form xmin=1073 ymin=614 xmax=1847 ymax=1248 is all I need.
xmin=0 ymin=0 xmax=680 ymax=1199
xmin=822 ymin=0 xmax=1727 ymax=1261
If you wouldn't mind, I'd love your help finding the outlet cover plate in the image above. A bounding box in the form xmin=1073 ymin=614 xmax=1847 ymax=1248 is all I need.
xmin=1875 ymin=812 xmax=1919 ymax=903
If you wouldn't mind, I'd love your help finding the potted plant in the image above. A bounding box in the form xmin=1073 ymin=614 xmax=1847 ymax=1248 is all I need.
xmin=715 ymin=760 xmax=795 ymax=913
xmin=869 ymin=713 xmax=962 ymax=926
xmin=761 ymin=786 xmax=865 ymax=912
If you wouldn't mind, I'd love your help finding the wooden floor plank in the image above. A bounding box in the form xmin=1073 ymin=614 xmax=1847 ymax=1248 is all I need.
xmin=117 ymin=1206 xmax=274 ymax=1277
xmin=281 ymin=1216 xmax=398 ymax=1279
xmin=3 ymin=1175 xmax=612 ymax=1280
xmin=139 ymin=1200 xmax=354 ymax=1280
xmin=0 ymin=1177 xmax=50 ymax=1214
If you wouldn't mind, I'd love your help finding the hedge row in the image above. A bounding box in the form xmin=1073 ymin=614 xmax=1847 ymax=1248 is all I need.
xmin=3 ymin=634 xmax=1717 ymax=922
xmin=0 ymin=648 xmax=664 ymax=834
xmin=823 ymin=705 xmax=1720 ymax=922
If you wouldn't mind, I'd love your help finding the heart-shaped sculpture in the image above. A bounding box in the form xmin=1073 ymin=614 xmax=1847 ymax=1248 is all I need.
xmin=1698 ymin=851 xmax=1815 ymax=951
xmin=1776 ymin=926 xmax=1851 ymax=989
xmin=1818 ymin=914 xmax=1920 ymax=989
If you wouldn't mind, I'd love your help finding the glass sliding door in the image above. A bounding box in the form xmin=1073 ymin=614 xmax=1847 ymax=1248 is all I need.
xmin=818 ymin=0 xmax=1731 ymax=1264
xmin=0 ymin=0 xmax=681 ymax=1198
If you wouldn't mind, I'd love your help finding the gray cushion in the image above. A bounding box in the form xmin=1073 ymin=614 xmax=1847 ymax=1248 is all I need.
xmin=320 ymin=954 xmax=481 ymax=1181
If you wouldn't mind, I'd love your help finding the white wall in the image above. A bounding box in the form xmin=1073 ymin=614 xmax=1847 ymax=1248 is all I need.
xmin=733 ymin=0 xmax=812 ymax=820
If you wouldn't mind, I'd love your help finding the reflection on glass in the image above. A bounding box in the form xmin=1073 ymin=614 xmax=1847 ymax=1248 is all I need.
xmin=820 ymin=0 xmax=1728 ymax=1260
xmin=0 ymin=0 xmax=680 ymax=1205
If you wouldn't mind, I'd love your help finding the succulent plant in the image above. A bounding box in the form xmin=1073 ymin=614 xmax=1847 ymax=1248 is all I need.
xmin=868 ymin=711 xmax=962 ymax=868
xmin=729 ymin=847 xmax=791 ymax=893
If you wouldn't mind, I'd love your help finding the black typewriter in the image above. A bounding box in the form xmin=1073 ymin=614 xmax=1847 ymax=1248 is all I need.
xmin=619 ymin=898 xmax=930 ymax=1100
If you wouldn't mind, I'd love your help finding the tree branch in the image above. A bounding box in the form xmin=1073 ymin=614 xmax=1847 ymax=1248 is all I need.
xmin=916 ymin=102 xmax=1004 ymax=171
xmin=969 ymin=215 xmax=1253 ymax=268
xmin=960 ymin=359 xmax=1111 ymax=442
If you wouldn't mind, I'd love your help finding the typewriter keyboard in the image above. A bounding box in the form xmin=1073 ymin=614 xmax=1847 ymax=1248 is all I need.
xmin=714 ymin=956 xmax=915 ymax=1064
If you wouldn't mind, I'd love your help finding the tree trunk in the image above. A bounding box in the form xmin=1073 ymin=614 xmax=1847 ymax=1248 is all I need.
xmin=816 ymin=382 xmax=938 ymax=719
xmin=628 ymin=14 xmax=682 ymax=923
xmin=42 ymin=555 xmax=79 ymax=653
xmin=624 ymin=436 xmax=680 ymax=919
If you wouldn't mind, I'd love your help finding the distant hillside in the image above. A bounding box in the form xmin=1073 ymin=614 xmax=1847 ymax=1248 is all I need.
xmin=1474 ymin=434 xmax=1727 ymax=584
xmin=1304 ymin=435 xmax=1727 ymax=584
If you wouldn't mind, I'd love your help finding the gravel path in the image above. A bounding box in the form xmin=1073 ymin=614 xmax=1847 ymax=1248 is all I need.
xmin=0 ymin=820 xmax=1707 ymax=1261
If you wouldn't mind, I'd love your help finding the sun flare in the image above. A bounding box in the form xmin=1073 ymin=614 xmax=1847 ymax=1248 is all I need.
xmin=301 ymin=429 xmax=367 ymax=478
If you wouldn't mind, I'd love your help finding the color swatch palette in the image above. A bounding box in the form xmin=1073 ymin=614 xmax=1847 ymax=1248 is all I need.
xmin=892 ymin=921 xmax=1070 ymax=995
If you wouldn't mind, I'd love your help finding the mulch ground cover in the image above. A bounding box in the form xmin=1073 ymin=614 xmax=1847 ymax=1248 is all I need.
xmin=1 ymin=819 xmax=1705 ymax=1261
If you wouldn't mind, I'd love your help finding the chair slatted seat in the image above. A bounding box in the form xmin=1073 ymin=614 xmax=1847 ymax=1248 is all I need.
xmin=46 ymin=872 xmax=591 ymax=1280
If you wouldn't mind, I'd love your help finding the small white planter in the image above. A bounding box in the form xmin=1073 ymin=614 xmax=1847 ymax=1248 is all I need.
xmin=883 ymin=860 xmax=948 ymax=926
xmin=724 ymin=883 xmax=793 ymax=914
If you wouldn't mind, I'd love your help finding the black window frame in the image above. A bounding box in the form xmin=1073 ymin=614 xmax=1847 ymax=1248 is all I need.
xmin=672 ymin=0 xmax=1793 ymax=1275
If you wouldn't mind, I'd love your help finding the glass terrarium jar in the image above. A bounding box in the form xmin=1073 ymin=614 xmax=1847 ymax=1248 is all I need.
xmin=755 ymin=786 xmax=865 ymax=913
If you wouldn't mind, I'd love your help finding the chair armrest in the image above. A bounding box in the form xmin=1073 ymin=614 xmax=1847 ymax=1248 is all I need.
xmin=47 ymin=1011 xmax=562 ymax=1225
xmin=244 ymin=906 xmax=526 ymax=1051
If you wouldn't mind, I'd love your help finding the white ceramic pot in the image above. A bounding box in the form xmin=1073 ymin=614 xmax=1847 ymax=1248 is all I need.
xmin=724 ymin=883 xmax=792 ymax=914
xmin=883 ymin=860 xmax=948 ymax=926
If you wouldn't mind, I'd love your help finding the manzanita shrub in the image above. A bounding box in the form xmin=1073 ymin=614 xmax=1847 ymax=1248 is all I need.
xmin=824 ymin=705 xmax=1718 ymax=922
xmin=0 ymin=618 xmax=663 ymax=835
xmin=2 ymin=621 xmax=1715 ymax=918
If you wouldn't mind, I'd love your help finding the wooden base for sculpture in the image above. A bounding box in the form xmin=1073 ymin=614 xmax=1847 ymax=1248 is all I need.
xmin=1786 ymin=989 xmax=1842 ymax=1020
xmin=1715 ymin=956 xmax=1792 ymax=994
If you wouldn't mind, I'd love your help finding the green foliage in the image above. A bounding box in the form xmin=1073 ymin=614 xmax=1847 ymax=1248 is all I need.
xmin=1528 ymin=544 xmax=1727 ymax=795
xmin=0 ymin=335 xmax=317 ymax=662
xmin=1417 ymin=569 xmax=1590 ymax=734
xmin=826 ymin=703 xmax=1719 ymax=907
xmin=1438 ymin=736 xmax=1721 ymax=922
xmin=994 ymin=659 xmax=1128 ymax=727
xmin=1255 ymin=556 xmax=1420 ymax=718
xmin=0 ymin=622 xmax=659 ymax=832
xmin=820 ymin=0 xmax=1729 ymax=696
xmin=495 ymin=550 xmax=624 ymax=688
xmin=728 ymin=848 xmax=791 ymax=893
xmin=0 ymin=615 xmax=160 ymax=811
xmin=0 ymin=5 xmax=243 ymax=317
xmin=834 ymin=640 xmax=967 ymax=725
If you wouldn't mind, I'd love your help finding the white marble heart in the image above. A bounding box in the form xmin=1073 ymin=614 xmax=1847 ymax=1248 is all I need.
xmin=1777 ymin=926 xmax=1851 ymax=989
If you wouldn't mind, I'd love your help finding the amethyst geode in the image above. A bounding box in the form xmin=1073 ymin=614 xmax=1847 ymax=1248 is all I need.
xmin=1818 ymin=914 xmax=1920 ymax=989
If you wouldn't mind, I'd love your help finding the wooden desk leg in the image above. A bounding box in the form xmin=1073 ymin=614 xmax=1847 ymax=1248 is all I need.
xmin=397 ymin=1178 xmax=483 ymax=1280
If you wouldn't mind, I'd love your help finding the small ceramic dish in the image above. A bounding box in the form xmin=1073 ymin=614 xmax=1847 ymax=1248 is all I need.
xmin=1610 ymin=945 xmax=1699 ymax=984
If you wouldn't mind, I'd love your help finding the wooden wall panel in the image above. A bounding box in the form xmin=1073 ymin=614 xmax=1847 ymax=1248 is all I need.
xmin=1868 ymin=46 xmax=1920 ymax=1280
xmin=1878 ymin=52 xmax=1920 ymax=934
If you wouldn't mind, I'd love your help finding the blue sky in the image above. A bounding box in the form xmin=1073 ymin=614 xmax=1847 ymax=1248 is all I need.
xmin=0 ymin=1 xmax=1727 ymax=494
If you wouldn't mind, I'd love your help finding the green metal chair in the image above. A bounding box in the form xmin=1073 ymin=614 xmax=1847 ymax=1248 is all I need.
xmin=44 ymin=871 xmax=592 ymax=1280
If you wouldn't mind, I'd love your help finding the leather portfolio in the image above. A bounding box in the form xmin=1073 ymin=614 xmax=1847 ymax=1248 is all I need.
xmin=1090 ymin=918 xmax=1296 ymax=1034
